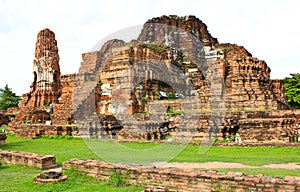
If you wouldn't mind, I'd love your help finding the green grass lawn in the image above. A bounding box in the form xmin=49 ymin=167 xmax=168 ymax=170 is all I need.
xmin=0 ymin=134 xmax=300 ymax=191
xmin=2 ymin=134 xmax=300 ymax=166
xmin=1 ymin=134 xmax=100 ymax=164
xmin=171 ymin=145 xmax=300 ymax=166
xmin=0 ymin=164 xmax=142 ymax=192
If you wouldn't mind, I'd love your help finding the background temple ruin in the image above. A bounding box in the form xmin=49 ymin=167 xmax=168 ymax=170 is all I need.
xmin=8 ymin=15 xmax=299 ymax=144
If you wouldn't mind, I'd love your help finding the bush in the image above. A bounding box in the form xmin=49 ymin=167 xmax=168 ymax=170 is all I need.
xmin=141 ymin=43 xmax=168 ymax=55
xmin=0 ymin=125 xmax=9 ymax=133
xmin=108 ymin=170 xmax=128 ymax=187
xmin=167 ymin=109 xmax=184 ymax=115
xmin=168 ymin=93 xmax=176 ymax=100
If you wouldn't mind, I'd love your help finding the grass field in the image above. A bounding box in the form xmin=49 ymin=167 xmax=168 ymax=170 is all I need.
xmin=172 ymin=144 xmax=300 ymax=166
xmin=0 ymin=164 xmax=142 ymax=192
xmin=2 ymin=134 xmax=300 ymax=166
xmin=0 ymin=134 xmax=300 ymax=191
xmin=1 ymin=134 xmax=100 ymax=164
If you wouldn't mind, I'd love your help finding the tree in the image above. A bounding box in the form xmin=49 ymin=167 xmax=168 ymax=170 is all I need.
xmin=0 ymin=85 xmax=21 ymax=110
xmin=282 ymin=73 xmax=300 ymax=109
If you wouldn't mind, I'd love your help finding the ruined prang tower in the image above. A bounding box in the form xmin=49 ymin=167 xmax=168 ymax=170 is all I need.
xmin=9 ymin=29 xmax=77 ymax=137
xmin=20 ymin=28 xmax=61 ymax=108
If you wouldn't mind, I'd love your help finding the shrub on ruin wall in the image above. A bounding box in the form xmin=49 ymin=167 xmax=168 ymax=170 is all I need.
xmin=108 ymin=169 xmax=129 ymax=187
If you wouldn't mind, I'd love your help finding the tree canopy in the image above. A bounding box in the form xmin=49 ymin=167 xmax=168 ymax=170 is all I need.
xmin=282 ymin=73 xmax=300 ymax=109
xmin=0 ymin=85 xmax=21 ymax=110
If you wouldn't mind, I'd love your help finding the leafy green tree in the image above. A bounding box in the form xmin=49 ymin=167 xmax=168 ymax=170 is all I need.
xmin=282 ymin=73 xmax=300 ymax=109
xmin=0 ymin=85 xmax=21 ymax=110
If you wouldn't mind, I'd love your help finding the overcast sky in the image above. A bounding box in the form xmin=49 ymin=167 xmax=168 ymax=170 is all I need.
xmin=1 ymin=0 xmax=299 ymax=95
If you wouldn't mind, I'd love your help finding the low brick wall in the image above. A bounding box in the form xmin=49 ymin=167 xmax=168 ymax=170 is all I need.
xmin=63 ymin=158 xmax=300 ymax=192
xmin=9 ymin=124 xmax=78 ymax=138
xmin=0 ymin=150 xmax=57 ymax=169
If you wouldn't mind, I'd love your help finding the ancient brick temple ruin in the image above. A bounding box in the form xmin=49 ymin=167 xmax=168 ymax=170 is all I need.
xmin=9 ymin=29 xmax=77 ymax=137
xmin=9 ymin=15 xmax=299 ymax=143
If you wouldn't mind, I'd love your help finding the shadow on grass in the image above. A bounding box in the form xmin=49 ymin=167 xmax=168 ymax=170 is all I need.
xmin=0 ymin=164 xmax=10 ymax=171
xmin=1 ymin=140 xmax=33 ymax=150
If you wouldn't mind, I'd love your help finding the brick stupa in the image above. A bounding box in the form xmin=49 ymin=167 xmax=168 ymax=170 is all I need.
xmin=20 ymin=28 xmax=61 ymax=108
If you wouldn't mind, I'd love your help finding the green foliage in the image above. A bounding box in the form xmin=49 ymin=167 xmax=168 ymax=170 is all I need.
xmin=167 ymin=93 xmax=176 ymax=100
xmin=211 ymin=181 xmax=234 ymax=192
xmin=214 ymin=135 xmax=235 ymax=143
xmin=0 ymin=125 xmax=9 ymax=133
xmin=227 ymin=135 xmax=235 ymax=141
xmin=166 ymin=108 xmax=183 ymax=115
xmin=141 ymin=43 xmax=168 ymax=55
xmin=159 ymin=93 xmax=178 ymax=100
xmin=0 ymin=85 xmax=21 ymax=110
xmin=108 ymin=170 xmax=128 ymax=187
xmin=166 ymin=108 xmax=174 ymax=113
xmin=282 ymin=73 xmax=300 ymax=109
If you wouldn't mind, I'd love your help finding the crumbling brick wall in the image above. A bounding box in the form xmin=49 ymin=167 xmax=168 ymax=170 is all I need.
xmin=0 ymin=150 xmax=57 ymax=169
xmin=63 ymin=158 xmax=300 ymax=192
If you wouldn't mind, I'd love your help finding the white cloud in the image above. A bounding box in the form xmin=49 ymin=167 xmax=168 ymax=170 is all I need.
xmin=0 ymin=0 xmax=299 ymax=95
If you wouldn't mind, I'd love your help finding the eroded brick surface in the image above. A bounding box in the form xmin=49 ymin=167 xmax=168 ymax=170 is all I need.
xmin=0 ymin=150 xmax=57 ymax=169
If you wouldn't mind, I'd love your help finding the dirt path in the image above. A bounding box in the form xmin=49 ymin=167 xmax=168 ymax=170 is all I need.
xmin=153 ymin=162 xmax=300 ymax=170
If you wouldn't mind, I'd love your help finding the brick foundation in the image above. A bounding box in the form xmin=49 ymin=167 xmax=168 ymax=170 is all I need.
xmin=63 ymin=158 xmax=300 ymax=192
xmin=9 ymin=124 xmax=78 ymax=138
xmin=0 ymin=150 xmax=57 ymax=169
